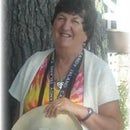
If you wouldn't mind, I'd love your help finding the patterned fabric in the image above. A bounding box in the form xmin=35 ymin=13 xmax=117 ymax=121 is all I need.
xmin=23 ymin=58 xmax=84 ymax=113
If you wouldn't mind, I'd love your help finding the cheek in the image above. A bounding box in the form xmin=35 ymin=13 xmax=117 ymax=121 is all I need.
xmin=53 ymin=21 xmax=62 ymax=30
xmin=52 ymin=23 xmax=61 ymax=36
xmin=79 ymin=27 xmax=87 ymax=41
xmin=75 ymin=28 xmax=87 ymax=41
xmin=52 ymin=24 xmax=58 ymax=35
xmin=52 ymin=23 xmax=57 ymax=32
xmin=52 ymin=26 xmax=60 ymax=43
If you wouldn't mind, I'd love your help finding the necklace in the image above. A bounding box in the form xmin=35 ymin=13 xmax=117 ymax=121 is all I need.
xmin=55 ymin=64 xmax=67 ymax=90
xmin=54 ymin=77 xmax=64 ymax=90
xmin=49 ymin=50 xmax=84 ymax=102
xmin=56 ymin=81 xmax=64 ymax=89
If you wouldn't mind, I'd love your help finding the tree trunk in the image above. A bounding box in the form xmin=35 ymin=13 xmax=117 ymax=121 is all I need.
xmin=6 ymin=0 xmax=107 ymax=129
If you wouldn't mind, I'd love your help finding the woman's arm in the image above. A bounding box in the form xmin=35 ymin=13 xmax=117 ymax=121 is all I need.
xmin=44 ymin=98 xmax=122 ymax=130
xmin=81 ymin=101 xmax=122 ymax=130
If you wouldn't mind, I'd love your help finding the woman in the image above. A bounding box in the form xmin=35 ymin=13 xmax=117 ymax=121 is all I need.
xmin=9 ymin=0 xmax=122 ymax=130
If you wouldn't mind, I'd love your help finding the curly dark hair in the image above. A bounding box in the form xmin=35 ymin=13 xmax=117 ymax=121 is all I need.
xmin=51 ymin=0 xmax=97 ymax=43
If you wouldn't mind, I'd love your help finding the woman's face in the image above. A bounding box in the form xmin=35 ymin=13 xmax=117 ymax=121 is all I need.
xmin=52 ymin=12 xmax=87 ymax=49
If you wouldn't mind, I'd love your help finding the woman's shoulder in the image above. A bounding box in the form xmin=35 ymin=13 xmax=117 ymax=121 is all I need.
xmin=21 ymin=49 xmax=54 ymax=72
xmin=28 ymin=49 xmax=53 ymax=61
xmin=84 ymin=49 xmax=108 ymax=67
xmin=24 ymin=49 xmax=53 ymax=65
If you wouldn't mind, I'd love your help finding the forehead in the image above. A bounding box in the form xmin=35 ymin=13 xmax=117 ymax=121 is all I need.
xmin=57 ymin=12 xmax=83 ymax=20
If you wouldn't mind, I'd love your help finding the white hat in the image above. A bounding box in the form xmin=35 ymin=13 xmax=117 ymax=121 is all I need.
xmin=12 ymin=106 xmax=83 ymax=130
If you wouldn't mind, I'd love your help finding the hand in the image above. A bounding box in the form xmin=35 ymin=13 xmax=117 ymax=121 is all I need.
xmin=44 ymin=97 xmax=75 ymax=118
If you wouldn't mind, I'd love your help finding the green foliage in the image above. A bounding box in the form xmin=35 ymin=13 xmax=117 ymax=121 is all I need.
xmin=118 ymin=81 xmax=129 ymax=130
xmin=95 ymin=0 xmax=105 ymax=14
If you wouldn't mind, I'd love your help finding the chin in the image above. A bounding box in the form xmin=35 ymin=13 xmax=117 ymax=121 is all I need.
xmin=55 ymin=41 xmax=72 ymax=48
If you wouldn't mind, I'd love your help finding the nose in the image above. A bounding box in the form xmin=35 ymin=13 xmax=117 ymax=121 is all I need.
xmin=62 ymin=20 xmax=71 ymax=31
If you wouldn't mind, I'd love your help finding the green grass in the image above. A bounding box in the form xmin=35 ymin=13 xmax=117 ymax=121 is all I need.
xmin=118 ymin=81 xmax=128 ymax=130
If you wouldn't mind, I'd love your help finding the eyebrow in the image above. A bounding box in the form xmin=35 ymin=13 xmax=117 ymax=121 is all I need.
xmin=57 ymin=14 xmax=65 ymax=17
xmin=73 ymin=17 xmax=81 ymax=20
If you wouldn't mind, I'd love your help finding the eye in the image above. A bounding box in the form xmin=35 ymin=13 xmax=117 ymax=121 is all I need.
xmin=73 ymin=20 xmax=80 ymax=24
xmin=72 ymin=18 xmax=83 ymax=25
xmin=56 ymin=16 xmax=65 ymax=21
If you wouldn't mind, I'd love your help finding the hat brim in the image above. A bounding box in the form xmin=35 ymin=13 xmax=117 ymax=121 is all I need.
xmin=12 ymin=106 xmax=83 ymax=130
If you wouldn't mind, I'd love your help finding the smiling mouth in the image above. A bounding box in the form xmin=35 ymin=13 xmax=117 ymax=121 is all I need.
xmin=60 ymin=33 xmax=72 ymax=38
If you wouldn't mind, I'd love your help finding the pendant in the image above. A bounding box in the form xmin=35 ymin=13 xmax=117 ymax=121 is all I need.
xmin=57 ymin=81 xmax=64 ymax=89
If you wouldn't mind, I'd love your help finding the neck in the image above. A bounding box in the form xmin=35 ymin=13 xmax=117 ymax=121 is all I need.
xmin=55 ymin=47 xmax=83 ymax=64
xmin=54 ymin=47 xmax=84 ymax=81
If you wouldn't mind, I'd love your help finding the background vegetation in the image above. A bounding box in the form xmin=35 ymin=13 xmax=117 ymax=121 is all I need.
xmin=118 ymin=81 xmax=129 ymax=130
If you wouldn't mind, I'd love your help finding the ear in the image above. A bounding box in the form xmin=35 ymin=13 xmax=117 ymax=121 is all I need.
xmin=82 ymin=42 xmax=86 ymax=48
xmin=82 ymin=33 xmax=88 ymax=47
xmin=83 ymin=33 xmax=88 ymax=43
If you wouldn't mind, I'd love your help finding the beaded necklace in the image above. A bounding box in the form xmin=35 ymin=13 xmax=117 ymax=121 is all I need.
xmin=49 ymin=50 xmax=84 ymax=102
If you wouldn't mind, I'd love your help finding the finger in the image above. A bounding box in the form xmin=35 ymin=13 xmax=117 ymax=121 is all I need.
xmin=44 ymin=98 xmax=66 ymax=117
xmin=48 ymin=100 xmax=62 ymax=117
xmin=49 ymin=104 xmax=58 ymax=117
xmin=47 ymin=103 xmax=61 ymax=117
xmin=44 ymin=103 xmax=53 ymax=117
xmin=44 ymin=101 xmax=58 ymax=117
